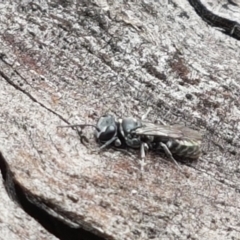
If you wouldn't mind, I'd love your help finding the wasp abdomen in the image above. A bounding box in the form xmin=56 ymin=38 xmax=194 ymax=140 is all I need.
xmin=167 ymin=139 xmax=201 ymax=159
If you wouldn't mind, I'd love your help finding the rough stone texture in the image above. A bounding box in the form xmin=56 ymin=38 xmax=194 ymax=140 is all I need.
xmin=202 ymin=0 xmax=240 ymax=21
xmin=0 ymin=0 xmax=239 ymax=239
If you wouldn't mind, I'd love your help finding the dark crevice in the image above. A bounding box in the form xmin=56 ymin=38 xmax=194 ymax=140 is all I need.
xmin=0 ymin=152 xmax=107 ymax=240
xmin=0 ymin=69 xmax=70 ymax=126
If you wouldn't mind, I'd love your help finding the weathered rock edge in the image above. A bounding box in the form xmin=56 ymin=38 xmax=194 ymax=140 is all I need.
xmin=0 ymin=151 xmax=106 ymax=240
xmin=188 ymin=0 xmax=240 ymax=40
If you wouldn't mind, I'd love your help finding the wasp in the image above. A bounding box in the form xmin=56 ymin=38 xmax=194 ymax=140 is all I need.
xmin=59 ymin=110 xmax=202 ymax=169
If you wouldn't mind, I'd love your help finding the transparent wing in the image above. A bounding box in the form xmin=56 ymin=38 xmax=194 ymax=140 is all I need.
xmin=135 ymin=121 xmax=202 ymax=141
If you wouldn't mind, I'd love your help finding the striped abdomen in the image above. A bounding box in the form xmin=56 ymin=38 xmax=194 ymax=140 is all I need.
xmin=166 ymin=139 xmax=201 ymax=159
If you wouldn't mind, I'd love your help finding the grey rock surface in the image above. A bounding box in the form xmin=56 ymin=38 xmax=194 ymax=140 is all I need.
xmin=0 ymin=0 xmax=239 ymax=239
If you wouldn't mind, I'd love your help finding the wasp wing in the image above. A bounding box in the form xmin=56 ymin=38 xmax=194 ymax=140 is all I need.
xmin=135 ymin=121 xmax=202 ymax=141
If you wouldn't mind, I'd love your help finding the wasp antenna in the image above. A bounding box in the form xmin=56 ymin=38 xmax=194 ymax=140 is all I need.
xmin=58 ymin=124 xmax=99 ymax=130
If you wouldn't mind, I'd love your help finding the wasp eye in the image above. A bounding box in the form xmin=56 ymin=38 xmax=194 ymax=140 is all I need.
xmin=99 ymin=125 xmax=117 ymax=141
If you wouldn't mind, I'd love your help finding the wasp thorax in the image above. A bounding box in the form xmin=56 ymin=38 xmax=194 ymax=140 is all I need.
xmin=117 ymin=118 xmax=142 ymax=148
xmin=121 ymin=118 xmax=141 ymax=134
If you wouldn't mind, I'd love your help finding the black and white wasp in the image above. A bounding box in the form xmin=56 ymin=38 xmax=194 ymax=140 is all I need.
xmin=59 ymin=110 xmax=202 ymax=169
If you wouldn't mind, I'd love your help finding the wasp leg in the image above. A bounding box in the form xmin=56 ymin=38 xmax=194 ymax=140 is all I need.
xmin=98 ymin=136 xmax=118 ymax=151
xmin=91 ymin=136 xmax=118 ymax=153
xmin=159 ymin=142 xmax=182 ymax=170
xmin=73 ymin=127 xmax=89 ymax=145
xmin=139 ymin=143 xmax=148 ymax=172
xmin=79 ymin=133 xmax=89 ymax=145
xmin=58 ymin=124 xmax=97 ymax=146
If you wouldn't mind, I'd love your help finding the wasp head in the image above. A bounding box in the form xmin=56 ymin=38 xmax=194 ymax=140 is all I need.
xmin=95 ymin=114 xmax=118 ymax=143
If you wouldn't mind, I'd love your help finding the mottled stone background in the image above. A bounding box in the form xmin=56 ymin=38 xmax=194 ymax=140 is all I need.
xmin=0 ymin=0 xmax=239 ymax=239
